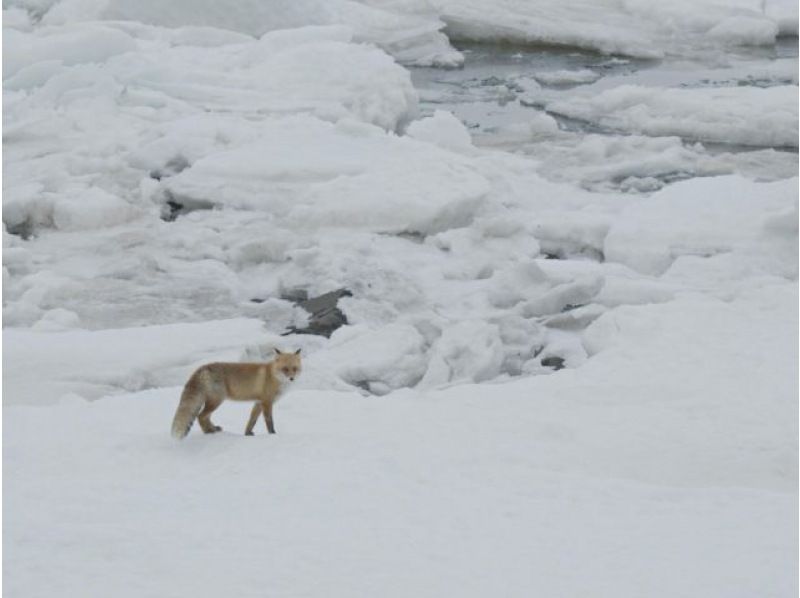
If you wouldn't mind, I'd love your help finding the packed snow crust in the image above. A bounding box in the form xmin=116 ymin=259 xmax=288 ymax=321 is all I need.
xmin=3 ymin=1 xmax=798 ymax=597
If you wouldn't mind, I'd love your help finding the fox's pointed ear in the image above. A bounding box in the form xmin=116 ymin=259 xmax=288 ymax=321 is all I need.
xmin=295 ymin=348 xmax=301 ymax=355
xmin=274 ymin=348 xmax=283 ymax=355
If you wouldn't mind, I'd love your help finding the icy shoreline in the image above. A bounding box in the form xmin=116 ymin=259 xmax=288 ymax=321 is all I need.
xmin=3 ymin=2 xmax=798 ymax=596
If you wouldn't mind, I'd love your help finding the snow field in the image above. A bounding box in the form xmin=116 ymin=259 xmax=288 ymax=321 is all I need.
xmin=5 ymin=282 xmax=796 ymax=597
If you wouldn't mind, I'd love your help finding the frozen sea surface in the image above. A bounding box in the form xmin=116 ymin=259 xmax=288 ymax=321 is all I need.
xmin=413 ymin=38 xmax=798 ymax=191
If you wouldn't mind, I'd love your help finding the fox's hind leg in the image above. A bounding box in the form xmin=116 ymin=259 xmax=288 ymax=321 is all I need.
xmin=245 ymin=403 xmax=262 ymax=436
xmin=198 ymin=394 xmax=224 ymax=433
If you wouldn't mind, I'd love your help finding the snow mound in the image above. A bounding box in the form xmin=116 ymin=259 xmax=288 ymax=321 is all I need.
xmin=604 ymin=176 xmax=798 ymax=276
xmin=3 ymin=22 xmax=419 ymax=237
xmin=3 ymin=22 xmax=137 ymax=78
xmin=51 ymin=187 xmax=137 ymax=231
xmin=163 ymin=116 xmax=488 ymax=234
xmin=35 ymin=0 xmax=464 ymax=67
xmin=9 ymin=0 xmax=793 ymax=61
xmin=547 ymin=84 xmax=799 ymax=148
xmin=315 ymin=323 xmax=428 ymax=393
xmin=707 ymin=16 xmax=779 ymax=45
xmin=406 ymin=109 xmax=474 ymax=152
xmin=431 ymin=0 xmax=785 ymax=58
xmin=2 ymin=319 xmax=271 ymax=405
xmin=418 ymin=319 xmax=504 ymax=387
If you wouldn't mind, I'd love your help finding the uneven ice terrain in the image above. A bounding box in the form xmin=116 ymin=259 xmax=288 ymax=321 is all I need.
xmin=3 ymin=1 xmax=798 ymax=596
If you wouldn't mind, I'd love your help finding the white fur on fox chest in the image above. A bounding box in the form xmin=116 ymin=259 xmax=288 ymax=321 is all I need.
xmin=272 ymin=371 xmax=293 ymax=401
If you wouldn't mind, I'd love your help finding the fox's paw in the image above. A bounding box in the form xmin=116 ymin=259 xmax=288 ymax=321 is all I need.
xmin=245 ymin=431 xmax=254 ymax=436
xmin=203 ymin=425 xmax=223 ymax=434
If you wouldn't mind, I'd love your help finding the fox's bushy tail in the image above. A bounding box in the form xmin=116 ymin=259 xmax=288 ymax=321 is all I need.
xmin=171 ymin=383 xmax=205 ymax=440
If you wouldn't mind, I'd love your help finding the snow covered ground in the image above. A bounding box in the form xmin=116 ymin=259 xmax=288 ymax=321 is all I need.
xmin=5 ymin=284 xmax=797 ymax=597
xmin=3 ymin=0 xmax=798 ymax=596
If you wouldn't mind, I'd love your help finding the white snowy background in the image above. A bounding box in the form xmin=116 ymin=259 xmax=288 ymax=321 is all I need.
xmin=3 ymin=1 xmax=798 ymax=596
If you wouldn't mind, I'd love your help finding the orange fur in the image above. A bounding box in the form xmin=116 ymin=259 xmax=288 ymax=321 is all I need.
xmin=171 ymin=350 xmax=301 ymax=439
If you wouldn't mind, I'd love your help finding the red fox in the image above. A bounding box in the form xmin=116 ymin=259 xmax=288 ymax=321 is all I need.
xmin=171 ymin=349 xmax=301 ymax=439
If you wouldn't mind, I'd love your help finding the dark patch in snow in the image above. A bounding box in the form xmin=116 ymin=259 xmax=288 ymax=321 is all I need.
xmin=538 ymin=243 xmax=604 ymax=262
xmin=560 ymin=303 xmax=584 ymax=312
xmin=380 ymin=231 xmax=426 ymax=244
xmin=159 ymin=190 xmax=215 ymax=222
xmin=5 ymin=219 xmax=34 ymax=240
xmin=541 ymin=356 xmax=565 ymax=370
xmin=353 ymin=380 xmax=372 ymax=392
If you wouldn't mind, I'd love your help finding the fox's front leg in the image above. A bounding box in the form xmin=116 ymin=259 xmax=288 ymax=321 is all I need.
xmin=262 ymin=400 xmax=276 ymax=434
xmin=245 ymin=403 xmax=262 ymax=436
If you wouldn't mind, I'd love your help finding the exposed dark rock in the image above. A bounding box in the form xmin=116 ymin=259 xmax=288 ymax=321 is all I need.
xmin=160 ymin=199 xmax=184 ymax=222
xmin=541 ymin=356 xmax=565 ymax=370
xmin=283 ymin=288 xmax=352 ymax=338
